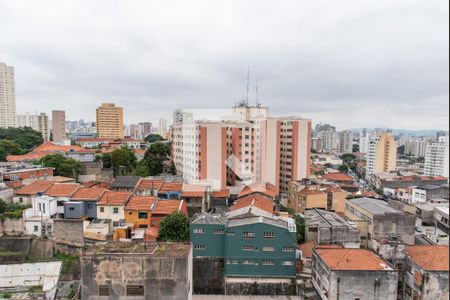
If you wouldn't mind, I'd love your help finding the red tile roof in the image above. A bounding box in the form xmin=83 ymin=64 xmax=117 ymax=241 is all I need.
xmin=125 ymin=196 xmax=156 ymax=211
xmin=7 ymin=142 xmax=93 ymax=161
xmin=16 ymin=180 xmax=55 ymax=195
xmin=407 ymin=245 xmax=449 ymax=271
xmin=181 ymin=184 xmax=207 ymax=197
xmin=315 ymin=248 xmax=392 ymax=271
xmin=238 ymin=183 xmax=277 ymax=199
xmin=299 ymin=241 xmax=316 ymax=259
xmin=323 ymin=186 xmax=345 ymax=193
xmin=231 ymin=194 xmax=274 ymax=214
xmin=299 ymin=187 xmax=325 ymax=196
xmin=159 ymin=182 xmax=183 ymax=193
xmin=145 ymin=226 xmax=159 ymax=238
xmin=211 ymin=189 xmax=230 ymax=198
xmin=152 ymin=200 xmax=183 ymax=215
xmin=45 ymin=183 xmax=80 ymax=197
xmin=322 ymin=172 xmax=353 ymax=182
xmin=137 ymin=179 xmax=164 ymax=191
xmin=98 ymin=191 xmax=132 ymax=206
xmin=71 ymin=187 xmax=107 ymax=201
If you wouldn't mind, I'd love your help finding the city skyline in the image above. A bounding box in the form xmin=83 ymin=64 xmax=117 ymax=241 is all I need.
xmin=0 ymin=0 xmax=448 ymax=130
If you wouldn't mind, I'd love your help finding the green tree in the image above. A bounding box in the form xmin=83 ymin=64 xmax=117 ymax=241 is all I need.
xmin=102 ymin=153 xmax=112 ymax=168
xmin=338 ymin=164 xmax=349 ymax=173
xmin=158 ymin=212 xmax=189 ymax=242
xmin=135 ymin=162 xmax=150 ymax=177
xmin=141 ymin=143 xmax=171 ymax=176
xmin=111 ymin=147 xmax=137 ymax=176
xmin=0 ymin=127 xmax=43 ymax=150
xmin=0 ymin=140 xmax=23 ymax=161
xmin=294 ymin=214 xmax=305 ymax=244
xmin=40 ymin=154 xmax=81 ymax=178
xmin=144 ymin=134 xmax=165 ymax=143
xmin=352 ymin=144 xmax=360 ymax=153
xmin=168 ymin=161 xmax=176 ymax=175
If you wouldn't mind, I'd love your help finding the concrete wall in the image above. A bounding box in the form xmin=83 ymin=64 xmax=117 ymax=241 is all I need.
xmin=0 ymin=188 xmax=14 ymax=203
xmin=53 ymin=219 xmax=85 ymax=247
xmin=0 ymin=217 xmax=25 ymax=236
xmin=224 ymin=278 xmax=296 ymax=296
xmin=372 ymin=213 xmax=415 ymax=246
xmin=81 ymin=252 xmax=192 ymax=300
xmin=193 ymin=257 xmax=224 ymax=294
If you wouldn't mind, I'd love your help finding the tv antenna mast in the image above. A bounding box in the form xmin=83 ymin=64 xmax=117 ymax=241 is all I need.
xmin=246 ymin=67 xmax=250 ymax=106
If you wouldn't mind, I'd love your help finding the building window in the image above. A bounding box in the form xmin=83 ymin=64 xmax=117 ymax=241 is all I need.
xmin=113 ymin=207 xmax=119 ymax=214
xmin=69 ymin=207 xmax=75 ymax=211
xmin=34 ymin=225 xmax=39 ymax=232
xmin=126 ymin=285 xmax=144 ymax=296
xmin=282 ymin=246 xmax=295 ymax=252
xmin=232 ymin=260 xmax=238 ymax=265
xmin=139 ymin=224 xmax=148 ymax=229
xmin=242 ymin=245 xmax=256 ymax=251
xmin=262 ymin=260 xmax=274 ymax=266
xmin=262 ymin=246 xmax=275 ymax=252
xmin=194 ymin=245 xmax=205 ymax=250
xmin=98 ymin=285 xmax=109 ymax=296
xmin=227 ymin=232 xmax=235 ymax=237
xmin=112 ymin=221 xmax=119 ymax=227
xmin=214 ymin=229 xmax=224 ymax=234
xmin=282 ymin=261 xmax=293 ymax=266
xmin=100 ymin=207 xmax=104 ymax=213
xmin=242 ymin=260 xmax=256 ymax=265
xmin=193 ymin=228 xmax=205 ymax=234
xmin=243 ymin=232 xmax=255 ymax=238
xmin=138 ymin=212 xmax=148 ymax=219
xmin=263 ymin=232 xmax=275 ymax=238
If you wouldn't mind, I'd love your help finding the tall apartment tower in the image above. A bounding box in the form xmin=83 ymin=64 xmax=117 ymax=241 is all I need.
xmin=171 ymin=105 xmax=311 ymax=193
xmin=424 ymin=136 xmax=449 ymax=178
xmin=339 ymin=130 xmax=354 ymax=154
xmin=366 ymin=132 xmax=397 ymax=179
xmin=159 ymin=118 xmax=168 ymax=138
xmin=96 ymin=103 xmax=124 ymax=139
xmin=17 ymin=112 xmax=49 ymax=141
xmin=0 ymin=63 xmax=16 ymax=128
xmin=52 ymin=110 xmax=67 ymax=142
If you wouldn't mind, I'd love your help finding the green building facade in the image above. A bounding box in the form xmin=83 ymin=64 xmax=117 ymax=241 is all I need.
xmin=190 ymin=212 xmax=297 ymax=278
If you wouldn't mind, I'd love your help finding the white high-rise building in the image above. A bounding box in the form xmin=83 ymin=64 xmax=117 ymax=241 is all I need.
xmin=338 ymin=130 xmax=353 ymax=154
xmin=0 ymin=63 xmax=16 ymax=128
xmin=424 ymin=136 xmax=449 ymax=178
xmin=17 ymin=112 xmax=50 ymax=141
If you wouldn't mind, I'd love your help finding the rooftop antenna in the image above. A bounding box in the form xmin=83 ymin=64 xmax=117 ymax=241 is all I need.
xmin=246 ymin=67 xmax=250 ymax=106
xmin=255 ymin=76 xmax=259 ymax=107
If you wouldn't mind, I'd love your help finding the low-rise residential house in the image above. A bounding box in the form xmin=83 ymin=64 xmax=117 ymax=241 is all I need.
xmin=66 ymin=148 xmax=96 ymax=162
xmin=321 ymin=172 xmax=354 ymax=185
xmin=150 ymin=199 xmax=187 ymax=228
xmin=110 ymin=176 xmax=142 ymax=193
xmin=157 ymin=181 xmax=183 ymax=199
xmin=411 ymin=184 xmax=449 ymax=204
xmin=305 ymin=209 xmax=360 ymax=248
xmin=124 ymin=195 xmax=156 ymax=230
xmin=295 ymin=187 xmax=327 ymax=214
xmin=181 ymin=184 xmax=208 ymax=212
xmin=312 ymin=248 xmax=398 ymax=300
xmin=323 ymin=186 xmax=347 ymax=213
xmin=434 ymin=206 xmax=449 ymax=235
xmin=345 ymin=197 xmax=415 ymax=248
xmin=403 ymin=245 xmax=449 ymax=300
xmin=237 ymin=182 xmax=278 ymax=200
xmin=96 ymin=191 xmax=132 ymax=228
xmin=13 ymin=180 xmax=54 ymax=205
xmin=84 ymin=219 xmax=111 ymax=241
xmin=135 ymin=179 xmax=164 ymax=196
xmin=76 ymin=138 xmax=112 ymax=148
xmin=64 ymin=201 xmax=86 ymax=219
xmin=383 ymin=187 xmax=413 ymax=203
xmin=45 ymin=183 xmax=80 ymax=214
xmin=210 ymin=189 xmax=230 ymax=213
xmin=371 ymin=173 xmax=448 ymax=190
xmin=134 ymin=149 xmax=146 ymax=161
xmin=69 ymin=187 xmax=106 ymax=219
xmin=1 ymin=167 xmax=53 ymax=186
xmin=80 ymin=243 xmax=192 ymax=300
xmin=23 ymin=195 xmax=58 ymax=237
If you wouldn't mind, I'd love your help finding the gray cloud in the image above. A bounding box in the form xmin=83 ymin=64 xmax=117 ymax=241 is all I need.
xmin=0 ymin=0 xmax=448 ymax=130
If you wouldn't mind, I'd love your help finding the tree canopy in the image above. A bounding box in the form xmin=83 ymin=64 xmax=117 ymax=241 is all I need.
xmin=0 ymin=127 xmax=43 ymax=150
xmin=111 ymin=147 xmax=137 ymax=176
xmin=338 ymin=164 xmax=349 ymax=173
xmin=40 ymin=154 xmax=81 ymax=178
xmin=158 ymin=212 xmax=189 ymax=242
xmin=0 ymin=140 xmax=23 ymax=161
xmin=137 ymin=142 xmax=171 ymax=176
xmin=144 ymin=134 xmax=165 ymax=143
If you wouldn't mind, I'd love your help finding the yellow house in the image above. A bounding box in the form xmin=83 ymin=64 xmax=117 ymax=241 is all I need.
xmin=124 ymin=195 xmax=156 ymax=229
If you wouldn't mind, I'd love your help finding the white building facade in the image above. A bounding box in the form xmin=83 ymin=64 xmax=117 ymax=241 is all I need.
xmin=424 ymin=136 xmax=449 ymax=178
xmin=0 ymin=63 xmax=16 ymax=128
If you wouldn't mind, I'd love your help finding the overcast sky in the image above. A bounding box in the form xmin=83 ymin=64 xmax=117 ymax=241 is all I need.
xmin=0 ymin=0 xmax=448 ymax=130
